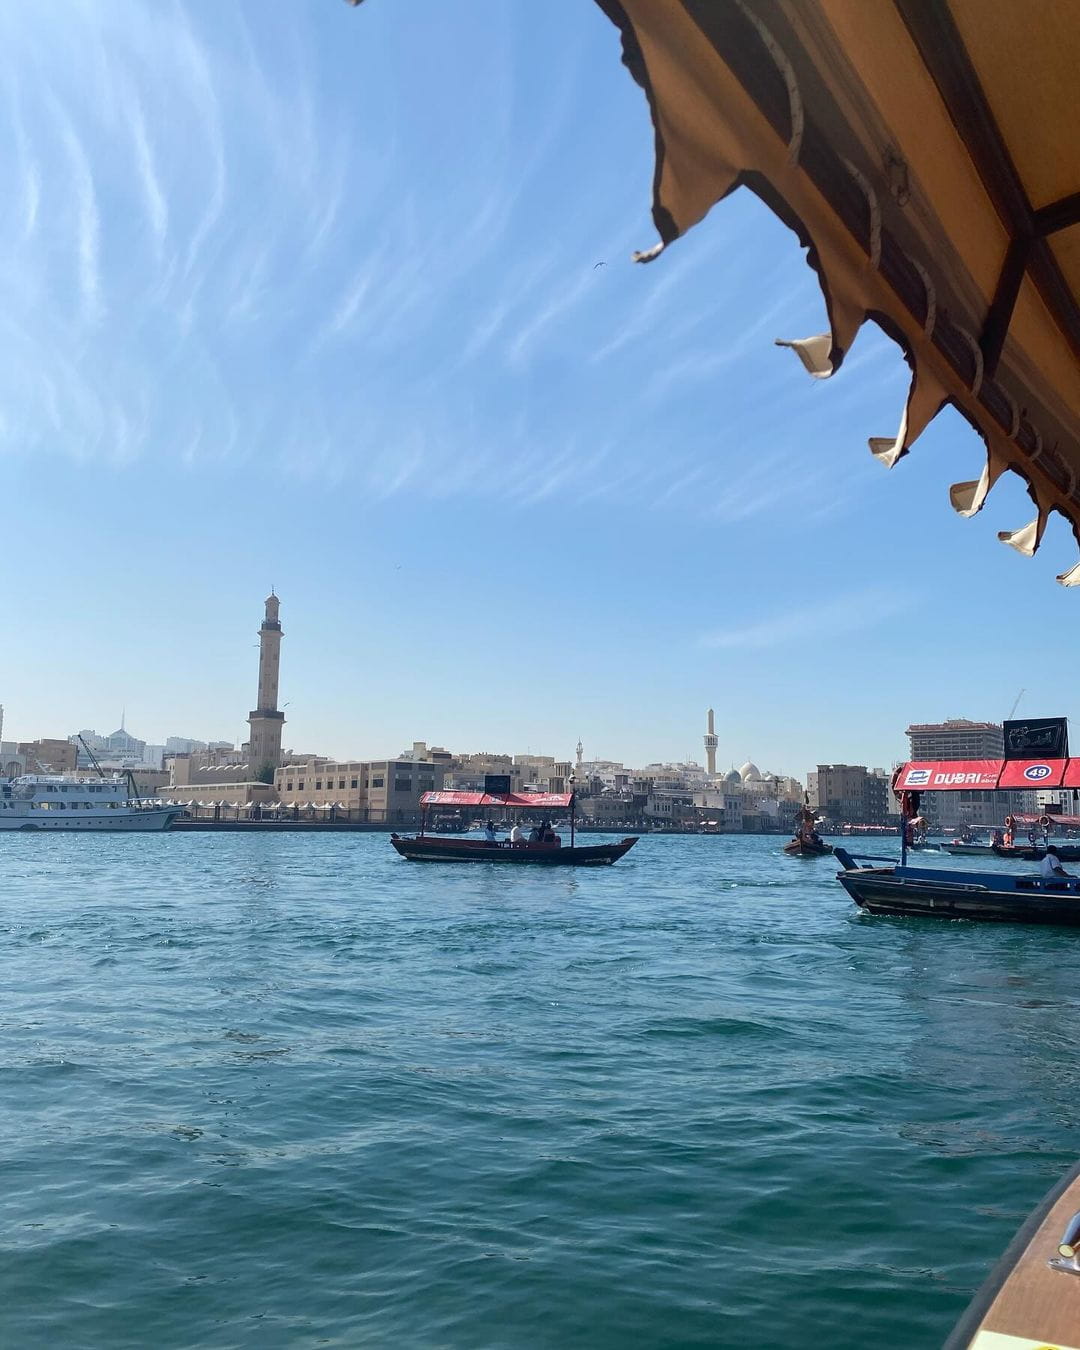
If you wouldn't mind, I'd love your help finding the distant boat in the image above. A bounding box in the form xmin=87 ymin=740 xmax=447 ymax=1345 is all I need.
xmin=391 ymin=788 xmax=638 ymax=867
xmin=782 ymin=837 xmax=833 ymax=858
xmin=0 ymin=774 xmax=179 ymax=832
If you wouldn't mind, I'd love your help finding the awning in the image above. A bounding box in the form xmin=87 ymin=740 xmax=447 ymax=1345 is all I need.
xmin=421 ymin=790 xmax=574 ymax=809
xmin=897 ymin=759 xmax=1078 ymax=791
xmin=588 ymin=1 xmax=1080 ymax=582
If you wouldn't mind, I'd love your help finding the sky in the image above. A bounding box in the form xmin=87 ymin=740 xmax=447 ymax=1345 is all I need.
xmin=2 ymin=0 xmax=1079 ymax=779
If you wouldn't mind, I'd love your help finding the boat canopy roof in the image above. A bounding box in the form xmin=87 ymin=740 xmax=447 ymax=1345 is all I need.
xmin=896 ymin=759 xmax=1080 ymax=791
xmin=421 ymin=790 xmax=573 ymax=809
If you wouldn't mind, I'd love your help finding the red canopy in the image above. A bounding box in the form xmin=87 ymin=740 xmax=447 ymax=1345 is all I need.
xmin=895 ymin=761 xmax=1002 ymax=791
xmin=421 ymin=790 xmax=573 ymax=809
xmin=895 ymin=759 xmax=1078 ymax=791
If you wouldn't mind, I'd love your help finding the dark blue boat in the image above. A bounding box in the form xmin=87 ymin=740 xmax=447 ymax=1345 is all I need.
xmin=834 ymin=847 xmax=1080 ymax=925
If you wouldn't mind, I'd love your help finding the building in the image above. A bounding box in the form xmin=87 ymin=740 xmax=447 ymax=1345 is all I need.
xmin=19 ymin=739 xmax=78 ymax=774
xmin=904 ymin=718 xmax=1025 ymax=827
xmin=808 ymin=765 xmax=885 ymax=825
xmin=274 ymin=755 xmax=446 ymax=822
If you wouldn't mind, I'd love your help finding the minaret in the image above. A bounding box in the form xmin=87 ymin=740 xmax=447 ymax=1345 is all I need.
xmin=247 ymin=592 xmax=285 ymax=781
xmin=576 ymin=739 xmax=584 ymax=772
xmin=704 ymin=708 xmax=718 ymax=777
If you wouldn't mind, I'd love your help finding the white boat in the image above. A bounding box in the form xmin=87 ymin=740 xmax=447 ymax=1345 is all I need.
xmin=0 ymin=774 xmax=181 ymax=832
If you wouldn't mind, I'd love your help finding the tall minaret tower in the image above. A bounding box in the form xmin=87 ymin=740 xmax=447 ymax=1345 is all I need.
xmin=704 ymin=708 xmax=718 ymax=778
xmin=247 ymin=592 xmax=285 ymax=780
xmin=576 ymin=739 xmax=584 ymax=772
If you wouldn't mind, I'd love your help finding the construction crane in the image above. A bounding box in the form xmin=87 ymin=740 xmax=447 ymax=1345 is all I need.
xmin=1007 ymin=689 xmax=1026 ymax=720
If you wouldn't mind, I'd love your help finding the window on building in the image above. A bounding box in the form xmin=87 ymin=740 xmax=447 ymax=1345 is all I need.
xmin=372 ymin=777 xmax=384 ymax=789
xmin=315 ymin=781 xmax=322 ymax=790
xmin=286 ymin=783 xmax=293 ymax=792
xmin=298 ymin=780 xmax=305 ymax=790
xmin=338 ymin=779 xmax=345 ymax=790
xmin=394 ymin=778 xmax=412 ymax=793
xmin=350 ymin=778 xmax=358 ymax=789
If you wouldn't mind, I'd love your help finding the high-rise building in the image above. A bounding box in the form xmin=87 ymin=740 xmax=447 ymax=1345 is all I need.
xmin=246 ymin=592 xmax=285 ymax=782
xmin=905 ymin=718 xmax=1022 ymax=827
xmin=704 ymin=708 xmax=718 ymax=777
xmin=906 ymin=719 xmax=1003 ymax=759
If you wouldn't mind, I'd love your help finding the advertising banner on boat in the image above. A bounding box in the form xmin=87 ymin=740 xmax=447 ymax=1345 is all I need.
xmin=1003 ymin=716 xmax=1069 ymax=760
xmin=997 ymin=758 xmax=1067 ymax=788
xmin=895 ymin=760 xmax=1002 ymax=791
xmin=1061 ymin=761 xmax=1080 ymax=789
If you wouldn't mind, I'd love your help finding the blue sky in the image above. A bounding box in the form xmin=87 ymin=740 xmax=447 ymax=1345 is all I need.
xmin=2 ymin=0 xmax=1078 ymax=777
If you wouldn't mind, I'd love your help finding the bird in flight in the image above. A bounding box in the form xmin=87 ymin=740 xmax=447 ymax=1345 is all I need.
xmin=593 ymin=262 xmax=606 ymax=269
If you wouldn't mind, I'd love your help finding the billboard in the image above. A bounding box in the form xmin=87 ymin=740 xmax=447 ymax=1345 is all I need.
xmin=1003 ymin=717 xmax=1069 ymax=761
xmin=484 ymin=774 xmax=512 ymax=795
xmin=997 ymin=758 xmax=1067 ymax=789
xmin=894 ymin=760 xmax=1002 ymax=791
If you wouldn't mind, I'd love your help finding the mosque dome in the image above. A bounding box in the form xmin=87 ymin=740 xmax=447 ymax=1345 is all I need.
xmin=724 ymin=769 xmax=742 ymax=785
xmin=739 ymin=760 xmax=761 ymax=782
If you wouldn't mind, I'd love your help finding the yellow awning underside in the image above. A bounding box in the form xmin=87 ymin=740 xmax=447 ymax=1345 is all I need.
xmin=596 ymin=0 xmax=1080 ymax=582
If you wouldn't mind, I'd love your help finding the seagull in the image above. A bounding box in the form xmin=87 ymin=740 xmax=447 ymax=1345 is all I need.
xmin=593 ymin=261 xmax=606 ymax=269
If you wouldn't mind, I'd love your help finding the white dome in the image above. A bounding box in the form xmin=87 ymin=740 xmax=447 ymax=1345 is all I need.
xmin=724 ymin=770 xmax=742 ymax=785
xmin=739 ymin=760 xmax=761 ymax=782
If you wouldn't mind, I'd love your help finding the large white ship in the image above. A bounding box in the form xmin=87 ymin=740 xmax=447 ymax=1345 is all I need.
xmin=0 ymin=774 xmax=180 ymax=831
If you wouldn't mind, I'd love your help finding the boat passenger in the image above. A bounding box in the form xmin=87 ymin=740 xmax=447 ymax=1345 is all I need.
xmin=484 ymin=820 xmax=498 ymax=844
xmin=1041 ymin=846 xmax=1072 ymax=880
xmin=539 ymin=819 xmax=559 ymax=845
xmin=509 ymin=823 xmax=527 ymax=847
xmin=528 ymin=824 xmax=543 ymax=844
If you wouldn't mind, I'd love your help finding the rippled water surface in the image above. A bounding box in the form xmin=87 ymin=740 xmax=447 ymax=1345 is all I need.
xmin=3 ymin=832 xmax=1079 ymax=1348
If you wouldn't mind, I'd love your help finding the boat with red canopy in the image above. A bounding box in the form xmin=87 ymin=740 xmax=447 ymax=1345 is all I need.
xmin=390 ymin=790 xmax=638 ymax=866
xmin=837 ymin=737 xmax=1080 ymax=923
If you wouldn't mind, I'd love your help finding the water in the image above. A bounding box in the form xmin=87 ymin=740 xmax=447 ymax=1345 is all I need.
xmin=2 ymin=833 xmax=1078 ymax=1348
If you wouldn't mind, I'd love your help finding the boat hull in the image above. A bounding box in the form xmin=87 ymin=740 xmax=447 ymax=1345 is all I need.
xmin=391 ymin=834 xmax=638 ymax=865
xmin=0 ymin=807 xmax=180 ymax=832
xmin=994 ymin=843 xmax=1080 ymax=862
xmin=834 ymin=850 xmax=1080 ymax=925
xmin=782 ymin=840 xmax=834 ymax=857
xmin=945 ymin=1159 xmax=1080 ymax=1349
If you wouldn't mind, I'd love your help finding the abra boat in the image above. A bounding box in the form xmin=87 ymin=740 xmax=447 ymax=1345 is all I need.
xmin=391 ymin=788 xmax=638 ymax=866
xmin=0 ymin=774 xmax=180 ymax=832
xmin=783 ymin=805 xmax=833 ymax=857
xmin=835 ymin=846 xmax=1080 ymax=925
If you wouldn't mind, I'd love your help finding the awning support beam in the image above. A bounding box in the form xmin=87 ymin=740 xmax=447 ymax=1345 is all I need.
xmin=1034 ymin=192 xmax=1080 ymax=238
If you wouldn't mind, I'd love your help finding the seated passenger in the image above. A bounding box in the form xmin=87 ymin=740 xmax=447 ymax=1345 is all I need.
xmin=1041 ymin=846 xmax=1071 ymax=880
xmin=484 ymin=820 xmax=498 ymax=844
xmin=509 ymin=823 xmax=527 ymax=847
xmin=528 ymin=824 xmax=543 ymax=844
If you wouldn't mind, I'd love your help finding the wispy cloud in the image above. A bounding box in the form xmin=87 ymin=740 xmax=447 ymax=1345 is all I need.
xmin=701 ymin=587 xmax=909 ymax=650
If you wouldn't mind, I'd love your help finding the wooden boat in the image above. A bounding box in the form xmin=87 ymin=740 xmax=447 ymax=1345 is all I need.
xmin=994 ymin=842 xmax=1080 ymax=863
xmin=784 ymin=804 xmax=833 ymax=857
xmin=945 ymin=1159 xmax=1080 ymax=1348
xmin=390 ymin=787 xmax=638 ymax=866
xmin=782 ymin=838 xmax=833 ymax=858
xmin=943 ymin=842 xmax=998 ymax=856
xmin=834 ymin=847 xmax=1080 ymax=925
xmin=391 ymin=833 xmax=637 ymax=865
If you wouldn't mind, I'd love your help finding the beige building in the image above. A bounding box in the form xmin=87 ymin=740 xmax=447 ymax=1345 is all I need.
xmin=19 ymin=739 xmax=78 ymax=774
xmin=159 ymin=781 xmax=275 ymax=807
xmin=275 ymin=756 xmax=446 ymax=821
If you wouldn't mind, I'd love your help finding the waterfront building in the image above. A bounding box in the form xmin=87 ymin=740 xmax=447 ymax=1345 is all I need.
xmin=245 ymin=592 xmax=285 ymax=783
xmin=275 ymin=755 xmax=446 ymax=822
xmin=808 ymin=765 xmax=888 ymax=826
